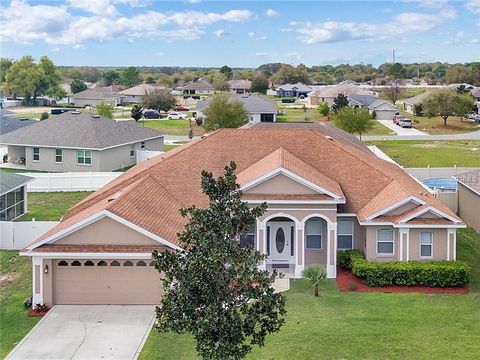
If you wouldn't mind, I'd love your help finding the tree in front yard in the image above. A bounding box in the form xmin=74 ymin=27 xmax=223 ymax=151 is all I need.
xmin=455 ymin=93 xmax=475 ymax=122
xmin=302 ymin=265 xmax=327 ymax=296
xmin=423 ymin=89 xmax=474 ymax=126
xmin=142 ymin=89 xmax=176 ymax=112
xmin=334 ymin=107 xmax=373 ymax=140
xmin=203 ymin=93 xmax=249 ymax=131
xmin=96 ymin=102 xmax=114 ymax=119
xmin=331 ymin=93 xmax=349 ymax=112
xmin=317 ymin=101 xmax=330 ymax=116
xmin=131 ymin=104 xmax=143 ymax=122
xmin=152 ymin=162 xmax=286 ymax=360
xmin=70 ymin=79 xmax=87 ymax=94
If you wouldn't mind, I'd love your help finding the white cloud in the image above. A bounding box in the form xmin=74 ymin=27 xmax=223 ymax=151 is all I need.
xmin=155 ymin=52 xmax=164 ymax=56
xmin=188 ymin=0 xmax=202 ymax=3
xmin=214 ymin=29 xmax=229 ymax=37
xmin=466 ymin=0 xmax=480 ymax=13
xmin=255 ymin=52 xmax=268 ymax=56
xmin=400 ymin=0 xmax=449 ymax=9
xmin=256 ymin=35 xmax=267 ymax=40
xmin=68 ymin=0 xmax=118 ymax=16
xmin=266 ymin=9 xmax=278 ymax=17
xmin=248 ymin=31 xmax=255 ymax=37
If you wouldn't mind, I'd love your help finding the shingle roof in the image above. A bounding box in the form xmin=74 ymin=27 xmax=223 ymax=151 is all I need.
xmin=310 ymin=84 xmax=374 ymax=98
xmin=121 ymin=84 xmax=166 ymax=96
xmin=348 ymin=95 xmax=378 ymax=107
xmin=196 ymin=94 xmax=277 ymax=114
xmin=228 ymin=79 xmax=252 ymax=89
xmin=0 ymin=170 xmax=32 ymax=195
xmin=1 ymin=110 xmax=37 ymax=135
xmin=276 ymin=82 xmax=312 ymax=92
xmin=29 ymin=126 xmax=461 ymax=249
xmin=0 ymin=111 xmax=164 ymax=150
xmin=456 ymin=169 xmax=480 ymax=195
xmin=73 ymin=88 xmax=121 ymax=100
xmin=403 ymin=92 xmax=431 ymax=105
xmin=182 ymin=80 xmax=214 ymax=91
xmin=368 ymin=99 xmax=397 ymax=110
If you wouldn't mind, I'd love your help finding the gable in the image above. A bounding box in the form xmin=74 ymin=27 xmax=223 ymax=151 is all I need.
xmin=244 ymin=173 xmax=319 ymax=195
xmin=383 ymin=200 xmax=420 ymax=216
xmin=54 ymin=216 xmax=160 ymax=246
xmin=372 ymin=102 xmax=396 ymax=110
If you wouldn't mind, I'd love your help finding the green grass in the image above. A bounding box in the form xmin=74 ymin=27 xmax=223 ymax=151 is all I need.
xmin=0 ymin=168 xmax=48 ymax=174
xmin=0 ymin=251 xmax=40 ymax=358
xmin=140 ymin=228 xmax=480 ymax=360
xmin=14 ymin=113 xmax=42 ymax=119
xmin=367 ymin=140 xmax=480 ymax=167
xmin=140 ymin=120 xmax=205 ymax=137
xmin=18 ymin=192 xmax=93 ymax=221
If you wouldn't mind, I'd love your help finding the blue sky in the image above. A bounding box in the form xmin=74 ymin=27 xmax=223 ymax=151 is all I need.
xmin=0 ymin=0 xmax=479 ymax=67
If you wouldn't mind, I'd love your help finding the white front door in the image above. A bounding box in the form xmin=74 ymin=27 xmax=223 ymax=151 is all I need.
xmin=268 ymin=222 xmax=293 ymax=264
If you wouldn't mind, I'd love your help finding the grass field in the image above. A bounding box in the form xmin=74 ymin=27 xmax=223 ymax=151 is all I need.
xmin=140 ymin=119 xmax=205 ymax=137
xmin=139 ymin=228 xmax=480 ymax=360
xmin=377 ymin=87 xmax=430 ymax=101
xmin=18 ymin=192 xmax=93 ymax=221
xmin=367 ymin=140 xmax=480 ymax=167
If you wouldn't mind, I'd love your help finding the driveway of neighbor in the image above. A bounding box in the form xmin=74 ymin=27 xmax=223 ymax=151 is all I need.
xmin=7 ymin=305 xmax=155 ymax=360
xmin=377 ymin=120 xmax=427 ymax=136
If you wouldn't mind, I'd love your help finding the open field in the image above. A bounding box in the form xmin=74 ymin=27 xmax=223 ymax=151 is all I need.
xmin=367 ymin=140 xmax=480 ymax=167
xmin=140 ymin=119 xmax=205 ymax=137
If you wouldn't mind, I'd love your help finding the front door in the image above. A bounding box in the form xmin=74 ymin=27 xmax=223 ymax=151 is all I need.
xmin=268 ymin=222 xmax=293 ymax=264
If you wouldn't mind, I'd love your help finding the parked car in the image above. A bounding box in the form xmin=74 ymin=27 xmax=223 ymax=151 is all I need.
xmin=51 ymin=108 xmax=72 ymax=115
xmin=167 ymin=112 xmax=187 ymax=120
xmin=143 ymin=109 xmax=160 ymax=119
xmin=468 ymin=113 xmax=480 ymax=122
xmin=398 ymin=118 xmax=413 ymax=128
xmin=174 ymin=106 xmax=189 ymax=112
xmin=393 ymin=115 xmax=404 ymax=125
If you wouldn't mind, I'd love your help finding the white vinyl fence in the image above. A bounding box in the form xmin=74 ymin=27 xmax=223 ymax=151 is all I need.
xmin=23 ymin=172 xmax=121 ymax=192
xmin=0 ymin=221 xmax=58 ymax=250
xmin=136 ymin=149 xmax=164 ymax=163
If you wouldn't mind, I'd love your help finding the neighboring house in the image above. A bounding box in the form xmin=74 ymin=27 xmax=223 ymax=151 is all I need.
xmin=308 ymin=84 xmax=375 ymax=107
xmin=470 ymin=87 xmax=480 ymax=114
xmin=0 ymin=171 xmax=32 ymax=221
xmin=182 ymin=79 xmax=214 ymax=96
xmin=228 ymin=79 xmax=252 ymax=94
xmin=196 ymin=94 xmax=278 ymax=123
xmin=456 ymin=170 xmax=480 ymax=232
xmin=275 ymin=83 xmax=312 ymax=97
xmin=403 ymin=92 xmax=431 ymax=114
xmin=21 ymin=124 xmax=463 ymax=306
xmin=73 ymin=88 xmax=122 ymax=108
xmin=0 ymin=111 xmax=164 ymax=172
xmin=347 ymin=95 xmax=398 ymax=120
xmin=120 ymin=84 xmax=166 ymax=104
xmin=0 ymin=110 xmax=36 ymax=135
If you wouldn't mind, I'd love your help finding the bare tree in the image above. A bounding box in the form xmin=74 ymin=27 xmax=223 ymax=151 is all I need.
xmin=383 ymin=81 xmax=405 ymax=105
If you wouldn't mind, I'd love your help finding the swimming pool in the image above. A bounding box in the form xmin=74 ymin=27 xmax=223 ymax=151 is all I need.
xmin=422 ymin=178 xmax=457 ymax=192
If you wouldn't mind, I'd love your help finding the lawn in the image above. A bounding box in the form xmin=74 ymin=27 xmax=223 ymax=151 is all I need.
xmin=140 ymin=119 xmax=205 ymax=137
xmin=367 ymin=140 xmax=480 ymax=167
xmin=139 ymin=229 xmax=480 ymax=360
xmin=18 ymin=191 xmax=93 ymax=221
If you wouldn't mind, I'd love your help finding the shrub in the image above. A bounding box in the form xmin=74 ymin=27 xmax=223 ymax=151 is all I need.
xmin=370 ymin=110 xmax=376 ymax=119
xmin=40 ymin=112 xmax=49 ymax=120
xmin=351 ymin=258 xmax=471 ymax=287
xmin=23 ymin=295 xmax=32 ymax=309
xmin=337 ymin=249 xmax=364 ymax=269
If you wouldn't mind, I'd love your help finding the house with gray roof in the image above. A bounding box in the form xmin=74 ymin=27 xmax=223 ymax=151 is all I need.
xmin=347 ymin=95 xmax=398 ymax=120
xmin=403 ymin=92 xmax=431 ymax=114
xmin=120 ymin=83 xmax=167 ymax=104
xmin=182 ymin=79 xmax=214 ymax=96
xmin=0 ymin=111 xmax=164 ymax=172
xmin=275 ymin=83 xmax=312 ymax=97
xmin=196 ymin=94 xmax=278 ymax=123
xmin=0 ymin=170 xmax=32 ymax=221
xmin=1 ymin=109 xmax=37 ymax=136
xmin=73 ymin=88 xmax=122 ymax=108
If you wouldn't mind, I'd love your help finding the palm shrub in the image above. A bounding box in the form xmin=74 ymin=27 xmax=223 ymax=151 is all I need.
xmin=302 ymin=265 xmax=327 ymax=296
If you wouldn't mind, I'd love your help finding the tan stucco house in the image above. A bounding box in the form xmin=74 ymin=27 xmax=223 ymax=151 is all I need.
xmin=456 ymin=170 xmax=480 ymax=232
xmin=1 ymin=111 xmax=164 ymax=172
xmin=21 ymin=124 xmax=464 ymax=306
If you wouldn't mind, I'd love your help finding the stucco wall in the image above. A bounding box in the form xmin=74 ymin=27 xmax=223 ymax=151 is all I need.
xmin=458 ymin=183 xmax=480 ymax=232
xmin=365 ymin=225 xmax=400 ymax=261
xmin=25 ymin=147 xmax=102 ymax=172
xmin=409 ymin=228 xmax=448 ymax=261
xmin=246 ymin=174 xmax=318 ymax=195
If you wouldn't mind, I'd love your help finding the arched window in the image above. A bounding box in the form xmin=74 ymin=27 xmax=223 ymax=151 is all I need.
xmin=124 ymin=260 xmax=134 ymax=267
xmin=58 ymin=260 xmax=68 ymax=266
xmin=110 ymin=260 xmax=120 ymax=266
xmin=149 ymin=261 xmax=156 ymax=267
xmin=71 ymin=260 xmax=81 ymax=266
xmin=84 ymin=260 xmax=94 ymax=266
xmin=136 ymin=260 xmax=146 ymax=267
xmin=305 ymin=218 xmax=322 ymax=249
xmin=97 ymin=260 xmax=107 ymax=266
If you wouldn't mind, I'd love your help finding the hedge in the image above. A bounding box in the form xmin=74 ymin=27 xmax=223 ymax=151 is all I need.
xmin=337 ymin=249 xmax=364 ymax=269
xmin=351 ymin=257 xmax=471 ymax=287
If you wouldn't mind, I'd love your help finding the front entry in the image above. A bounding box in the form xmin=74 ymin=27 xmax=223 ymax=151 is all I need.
xmin=268 ymin=221 xmax=294 ymax=265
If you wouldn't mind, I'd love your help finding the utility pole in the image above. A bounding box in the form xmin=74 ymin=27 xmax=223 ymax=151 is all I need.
xmin=392 ymin=49 xmax=395 ymax=64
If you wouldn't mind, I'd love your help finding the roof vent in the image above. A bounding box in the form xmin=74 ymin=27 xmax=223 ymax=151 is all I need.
xmin=71 ymin=111 xmax=81 ymax=115
xmin=325 ymin=135 xmax=334 ymax=141
xmin=92 ymin=114 xmax=100 ymax=118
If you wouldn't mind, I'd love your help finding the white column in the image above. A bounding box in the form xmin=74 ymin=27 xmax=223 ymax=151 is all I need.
xmin=32 ymin=257 xmax=44 ymax=305
xmin=405 ymin=228 xmax=410 ymax=261
xmin=452 ymin=229 xmax=457 ymax=260
xmin=257 ymin=220 xmax=266 ymax=271
xmin=294 ymin=223 xmax=304 ymax=278
xmin=326 ymin=222 xmax=337 ymax=278
xmin=447 ymin=228 xmax=453 ymax=261
xmin=399 ymin=228 xmax=409 ymax=261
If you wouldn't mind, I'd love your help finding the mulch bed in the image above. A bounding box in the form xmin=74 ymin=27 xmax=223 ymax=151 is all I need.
xmin=27 ymin=308 xmax=50 ymax=317
xmin=336 ymin=267 xmax=469 ymax=294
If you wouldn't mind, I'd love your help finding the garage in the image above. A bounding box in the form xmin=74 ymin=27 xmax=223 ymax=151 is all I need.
xmin=53 ymin=259 xmax=163 ymax=305
xmin=374 ymin=109 xmax=396 ymax=120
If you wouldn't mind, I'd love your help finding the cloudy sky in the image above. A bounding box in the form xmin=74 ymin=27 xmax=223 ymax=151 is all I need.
xmin=1 ymin=0 xmax=479 ymax=67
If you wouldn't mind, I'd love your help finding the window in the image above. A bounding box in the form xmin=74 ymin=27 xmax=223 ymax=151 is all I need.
xmin=337 ymin=221 xmax=353 ymax=250
xmin=305 ymin=218 xmax=322 ymax=249
xmin=110 ymin=260 xmax=120 ymax=266
xmin=240 ymin=224 xmax=255 ymax=248
xmin=0 ymin=186 xmax=26 ymax=221
xmin=58 ymin=260 xmax=68 ymax=266
xmin=123 ymin=260 xmax=134 ymax=267
xmin=77 ymin=149 xmax=92 ymax=165
xmin=420 ymin=232 xmax=433 ymax=258
xmin=71 ymin=260 xmax=81 ymax=266
xmin=33 ymin=147 xmax=40 ymax=161
xmin=55 ymin=149 xmax=63 ymax=163
xmin=149 ymin=261 xmax=155 ymax=267
xmin=97 ymin=260 xmax=107 ymax=266
xmin=140 ymin=141 xmax=145 ymax=149
xmin=129 ymin=144 xmax=135 ymax=158
xmin=84 ymin=260 xmax=94 ymax=266
xmin=136 ymin=260 xmax=146 ymax=266
xmin=377 ymin=229 xmax=394 ymax=254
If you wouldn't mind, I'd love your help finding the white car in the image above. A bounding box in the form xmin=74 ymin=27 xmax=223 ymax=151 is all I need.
xmin=167 ymin=112 xmax=187 ymax=120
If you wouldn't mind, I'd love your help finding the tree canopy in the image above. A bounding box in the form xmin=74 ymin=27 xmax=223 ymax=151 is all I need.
xmin=142 ymin=89 xmax=176 ymax=112
xmin=331 ymin=93 xmax=349 ymax=112
xmin=250 ymin=73 xmax=269 ymax=94
xmin=219 ymin=65 xmax=233 ymax=80
xmin=152 ymin=162 xmax=286 ymax=360
xmin=203 ymin=93 xmax=249 ymax=131
xmin=334 ymin=107 xmax=373 ymax=140
xmin=119 ymin=66 xmax=141 ymax=87
xmin=422 ymin=89 xmax=474 ymax=126
xmin=70 ymin=79 xmax=87 ymax=94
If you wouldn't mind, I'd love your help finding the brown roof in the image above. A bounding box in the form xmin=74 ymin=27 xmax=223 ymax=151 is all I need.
xmin=31 ymin=127 xmax=461 ymax=248
xmin=403 ymin=92 xmax=431 ymax=105
xmin=241 ymin=194 xmax=332 ymax=201
xmin=182 ymin=80 xmax=214 ymax=91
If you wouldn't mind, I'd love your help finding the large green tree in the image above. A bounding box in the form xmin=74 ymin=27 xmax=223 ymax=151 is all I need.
xmin=334 ymin=107 xmax=373 ymax=140
xmin=119 ymin=66 xmax=141 ymax=87
xmin=0 ymin=58 xmax=13 ymax=87
xmin=423 ymin=89 xmax=474 ymax=126
xmin=213 ymin=73 xmax=230 ymax=91
xmin=152 ymin=162 xmax=286 ymax=360
xmin=203 ymin=93 xmax=249 ymax=131
xmin=102 ymin=69 xmax=120 ymax=86
xmin=331 ymin=93 xmax=349 ymax=112
xmin=387 ymin=63 xmax=407 ymax=80
xmin=142 ymin=89 xmax=176 ymax=112
xmin=219 ymin=65 xmax=233 ymax=80
xmin=250 ymin=73 xmax=269 ymax=94
xmin=96 ymin=102 xmax=114 ymax=118
xmin=70 ymin=79 xmax=87 ymax=94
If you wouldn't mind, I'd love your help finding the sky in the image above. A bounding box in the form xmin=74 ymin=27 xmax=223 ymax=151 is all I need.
xmin=0 ymin=0 xmax=479 ymax=67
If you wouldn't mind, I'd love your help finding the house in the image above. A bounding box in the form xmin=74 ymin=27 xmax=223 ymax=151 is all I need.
xmin=275 ymin=83 xmax=312 ymax=97
xmin=73 ymin=88 xmax=122 ymax=108
xmin=348 ymin=95 xmax=398 ymax=120
xmin=21 ymin=124 xmax=464 ymax=306
xmin=0 ymin=109 xmax=36 ymax=135
xmin=0 ymin=111 xmax=164 ymax=172
xmin=120 ymin=84 xmax=166 ymax=104
xmin=470 ymin=87 xmax=480 ymax=114
xmin=456 ymin=170 xmax=480 ymax=232
xmin=308 ymin=83 xmax=375 ymax=107
xmin=0 ymin=170 xmax=32 ymax=221
xmin=182 ymin=79 xmax=214 ymax=96
xmin=403 ymin=92 xmax=431 ymax=114
xmin=228 ymin=79 xmax=252 ymax=94
xmin=196 ymin=94 xmax=278 ymax=123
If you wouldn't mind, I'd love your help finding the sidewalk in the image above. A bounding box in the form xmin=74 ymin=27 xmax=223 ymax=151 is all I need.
xmin=377 ymin=120 xmax=427 ymax=136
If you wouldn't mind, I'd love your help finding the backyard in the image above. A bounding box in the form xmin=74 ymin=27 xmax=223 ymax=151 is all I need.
xmin=140 ymin=119 xmax=205 ymax=137
xmin=368 ymin=140 xmax=480 ymax=167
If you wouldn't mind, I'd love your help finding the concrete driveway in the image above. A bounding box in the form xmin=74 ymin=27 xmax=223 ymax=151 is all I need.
xmin=377 ymin=120 xmax=427 ymax=136
xmin=7 ymin=305 xmax=155 ymax=360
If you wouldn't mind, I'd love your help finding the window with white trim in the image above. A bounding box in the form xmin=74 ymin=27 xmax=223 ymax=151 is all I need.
xmin=129 ymin=144 xmax=135 ymax=158
xmin=33 ymin=147 xmax=40 ymax=161
xmin=55 ymin=149 xmax=63 ymax=163
xmin=240 ymin=224 xmax=255 ymax=249
xmin=337 ymin=221 xmax=353 ymax=250
xmin=305 ymin=218 xmax=322 ymax=249
xmin=420 ymin=232 xmax=432 ymax=257
xmin=377 ymin=229 xmax=394 ymax=254
xmin=77 ymin=149 xmax=92 ymax=165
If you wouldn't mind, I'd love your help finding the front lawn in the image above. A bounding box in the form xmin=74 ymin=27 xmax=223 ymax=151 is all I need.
xmin=140 ymin=119 xmax=205 ymax=137
xmin=367 ymin=140 xmax=480 ymax=167
xmin=18 ymin=191 xmax=93 ymax=221
xmin=140 ymin=228 xmax=480 ymax=360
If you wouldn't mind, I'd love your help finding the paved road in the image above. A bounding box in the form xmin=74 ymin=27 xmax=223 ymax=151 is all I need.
xmin=363 ymin=130 xmax=480 ymax=141
xmin=377 ymin=120 xmax=427 ymax=136
xmin=7 ymin=305 xmax=155 ymax=360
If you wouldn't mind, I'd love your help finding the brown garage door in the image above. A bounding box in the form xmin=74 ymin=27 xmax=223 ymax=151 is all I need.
xmin=53 ymin=259 xmax=163 ymax=305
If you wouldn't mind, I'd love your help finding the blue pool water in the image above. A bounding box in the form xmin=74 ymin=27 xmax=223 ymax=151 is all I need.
xmin=422 ymin=178 xmax=457 ymax=191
